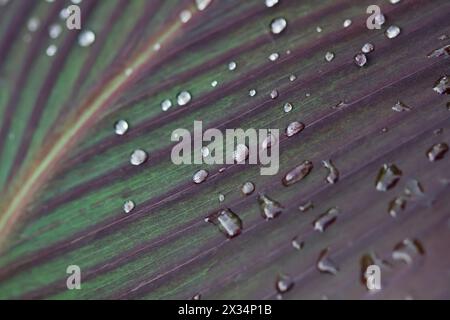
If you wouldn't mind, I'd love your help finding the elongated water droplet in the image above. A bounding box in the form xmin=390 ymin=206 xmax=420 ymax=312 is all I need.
xmin=271 ymin=18 xmax=287 ymax=35
xmin=427 ymin=45 xmax=450 ymax=58
xmin=282 ymin=161 xmax=313 ymax=186
xmin=270 ymin=89 xmax=279 ymax=99
xmin=388 ymin=196 xmax=406 ymax=218
xmin=258 ymin=194 xmax=283 ymax=220
xmin=285 ymin=121 xmax=305 ymax=137
xmin=276 ymin=274 xmax=294 ymax=293
xmin=114 ymin=120 xmax=129 ymax=135
xmin=313 ymin=207 xmax=339 ymax=232
xmin=317 ymin=248 xmax=339 ymax=275
xmin=427 ymin=143 xmax=449 ymax=161
xmin=193 ymin=169 xmax=208 ymax=184
xmin=130 ymin=149 xmax=148 ymax=166
xmin=392 ymin=101 xmax=411 ymax=112
xmin=123 ymin=200 xmax=135 ymax=214
xmin=299 ymin=201 xmax=314 ymax=212
xmin=262 ymin=133 xmax=278 ymax=150
xmin=322 ymin=160 xmax=339 ymax=184
xmin=392 ymin=238 xmax=425 ymax=264
xmin=433 ymin=76 xmax=450 ymax=94
xmin=206 ymin=209 xmax=243 ymax=238
xmin=289 ymin=74 xmax=297 ymax=82
xmin=292 ymin=236 xmax=304 ymax=250
xmin=375 ymin=164 xmax=402 ymax=191
xmin=241 ymin=181 xmax=255 ymax=195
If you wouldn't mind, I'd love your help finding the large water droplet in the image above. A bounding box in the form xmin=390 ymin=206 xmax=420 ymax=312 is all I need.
xmin=130 ymin=149 xmax=148 ymax=166
xmin=114 ymin=120 xmax=129 ymax=136
xmin=426 ymin=143 xmax=449 ymax=161
xmin=285 ymin=121 xmax=305 ymax=137
xmin=433 ymin=76 xmax=450 ymax=94
xmin=385 ymin=25 xmax=401 ymax=39
xmin=193 ymin=169 xmax=208 ymax=184
xmin=78 ymin=30 xmax=96 ymax=47
xmin=206 ymin=209 xmax=243 ymax=238
xmin=375 ymin=164 xmax=402 ymax=191
xmin=392 ymin=238 xmax=425 ymax=264
xmin=270 ymin=18 xmax=287 ymax=35
xmin=282 ymin=161 xmax=313 ymax=186
xmin=276 ymin=274 xmax=294 ymax=293
xmin=177 ymin=91 xmax=192 ymax=106
xmin=317 ymin=248 xmax=339 ymax=275
xmin=322 ymin=160 xmax=339 ymax=184
xmin=258 ymin=194 xmax=283 ymax=220
xmin=265 ymin=0 xmax=279 ymax=8
xmin=313 ymin=207 xmax=339 ymax=232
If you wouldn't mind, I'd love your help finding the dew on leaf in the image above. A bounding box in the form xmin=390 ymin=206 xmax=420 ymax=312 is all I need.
xmin=354 ymin=53 xmax=367 ymax=67
xmin=258 ymin=194 xmax=283 ymax=220
xmin=392 ymin=238 xmax=425 ymax=264
xmin=385 ymin=25 xmax=401 ymax=39
xmin=114 ymin=120 xmax=129 ymax=136
xmin=265 ymin=0 xmax=279 ymax=8
xmin=404 ymin=179 xmax=425 ymax=200
xmin=233 ymin=144 xmax=249 ymax=163
xmin=49 ymin=23 xmax=62 ymax=39
xmin=426 ymin=143 xmax=449 ymax=162
xmin=177 ymin=91 xmax=192 ymax=106
xmin=195 ymin=0 xmax=212 ymax=11
xmin=322 ymin=160 xmax=339 ymax=184
xmin=282 ymin=161 xmax=313 ymax=186
xmin=269 ymin=52 xmax=279 ymax=61
xmin=392 ymin=101 xmax=411 ymax=112
xmin=270 ymin=89 xmax=279 ymax=99
xmin=362 ymin=43 xmax=374 ymax=54
xmin=161 ymin=99 xmax=172 ymax=111
xmin=313 ymin=207 xmax=339 ymax=232
xmin=228 ymin=61 xmax=237 ymax=71
xmin=193 ymin=169 xmax=208 ymax=184
xmin=270 ymin=18 xmax=287 ymax=35
xmin=317 ymin=248 xmax=339 ymax=275
xmin=325 ymin=51 xmax=335 ymax=62
xmin=285 ymin=121 xmax=305 ymax=137
xmin=388 ymin=196 xmax=407 ymax=218
xmin=130 ymin=149 xmax=148 ymax=166
xmin=292 ymin=236 xmax=304 ymax=250
xmin=343 ymin=19 xmax=352 ymax=28
xmin=262 ymin=133 xmax=278 ymax=150
xmin=299 ymin=201 xmax=314 ymax=212
xmin=433 ymin=76 xmax=450 ymax=95
xmin=289 ymin=74 xmax=297 ymax=82
xmin=375 ymin=164 xmax=402 ymax=191
xmin=241 ymin=181 xmax=255 ymax=195
xmin=249 ymin=89 xmax=257 ymax=97
xmin=283 ymin=102 xmax=293 ymax=113
xmin=206 ymin=209 xmax=243 ymax=238
xmin=123 ymin=200 xmax=135 ymax=214
xmin=427 ymin=45 xmax=450 ymax=58
xmin=78 ymin=30 xmax=96 ymax=47
xmin=276 ymin=274 xmax=294 ymax=293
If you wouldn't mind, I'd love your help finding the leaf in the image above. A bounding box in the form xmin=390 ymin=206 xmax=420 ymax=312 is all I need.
xmin=0 ymin=0 xmax=449 ymax=299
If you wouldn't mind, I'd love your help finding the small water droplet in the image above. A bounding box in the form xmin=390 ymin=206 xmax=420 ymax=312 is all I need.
xmin=228 ymin=61 xmax=237 ymax=71
xmin=270 ymin=89 xmax=279 ymax=99
xmin=179 ymin=9 xmax=192 ymax=23
xmin=404 ymin=179 xmax=425 ymax=200
xmin=316 ymin=26 xmax=323 ymax=33
xmin=269 ymin=52 xmax=279 ymax=61
xmin=325 ymin=51 xmax=335 ymax=62
xmin=292 ymin=236 xmax=304 ymax=250
xmin=354 ymin=53 xmax=368 ymax=67
xmin=49 ymin=23 xmax=62 ymax=39
xmin=193 ymin=169 xmax=208 ymax=184
xmin=282 ymin=161 xmax=313 ymax=186
xmin=249 ymin=89 xmax=257 ymax=97
xmin=313 ymin=207 xmax=339 ymax=232
xmin=78 ymin=30 xmax=96 ymax=47
xmin=299 ymin=201 xmax=314 ymax=212
xmin=206 ymin=209 xmax=243 ymax=238
xmin=130 ymin=149 xmax=148 ymax=166
xmin=114 ymin=120 xmax=129 ymax=135
xmin=283 ymin=102 xmax=293 ymax=113
xmin=218 ymin=194 xmax=225 ymax=202
xmin=177 ymin=91 xmax=192 ymax=106
xmin=392 ymin=238 xmax=425 ymax=264
xmin=211 ymin=80 xmax=218 ymax=87
xmin=258 ymin=194 xmax=283 ymax=220
xmin=46 ymin=44 xmax=58 ymax=57
xmin=161 ymin=99 xmax=172 ymax=111
xmin=262 ymin=133 xmax=278 ymax=150
xmin=433 ymin=76 xmax=450 ymax=95
xmin=322 ymin=160 xmax=339 ymax=184
xmin=201 ymin=146 xmax=210 ymax=158
xmin=375 ymin=164 xmax=402 ymax=191
xmin=289 ymin=74 xmax=297 ymax=82
xmin=426 ymin=143 xmax=448 ymax=161
xmin=265 ymin=0 xmax=279 ymax=8
xmin=362 ymin=43 xmax=374 ymax=54
xmin=192 ymin=293 xmax=202 ymax=300
xmin=317 ymin=248 xmax=339 ymax=275
xmin=233 ymin=144 xmax=249 ymax=163
xmin=270 ymin=17 xmax=287 ymax=35
xmin=388 ymin=196 xmax=407 ymax=218
xmin=27 ymin=17 xmax=40 ymax=32
xmin=385 ymin=25 xmax=401 ymax=39
xmin=343 ymin=19 xmax=352 ymax=28
xmin=276 ymin=274 xmax=294 ymax=293
xmin=195 ymin=0 xmax=212 ymax=11
xmin=360 ymin=253 xmax=390 ymax=287
xmin=123 ymin=200 xmax=135 ymax=214
xmin=285 ymin=121 xmax=305 ymax=137
xmin=392 ymin=101 xmax=411 ymax=112
xmin=374 ymin=13 xmax=386 ymax=27
xmin=241 ymin=182 xmax=255 ymax=195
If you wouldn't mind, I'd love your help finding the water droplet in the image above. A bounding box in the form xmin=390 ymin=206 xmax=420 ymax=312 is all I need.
xmin=292 ymin=236 xmax=304 ymax=250
xmin=360 ymin=253 xmax=390 ymax=286
xmin=206 ymin=209 xmax=243 ymax=238
xmin=282 ymin=161 xmax=313 ymax=186
xmin=123 ymin=200 xmax=135 ymax=214
xmin=241 ymin=182 xmax=255 ymax=195
xmin=313 ymin=207 xmax=339 ymax=232
xmin=177 ymin=91 xmax=192 ymax=106
xmin=46 ymin=44 xmax=58 ymax=57
xmin=211 ymin=80 xmax=218 ymax=87
xmin=343 ymin=19 xmax=352 ymax=28
xmin=427 ymin=45 xmax=450 ymax=58
xmin=289 ymin=74 xmax=297 ymax=82
xmin=270 ymin=18 xmax=287 ymax=35
xmin=233 ymin=144 xmax=249 ymax=163
xmin=192 ymin=293 xmax=202 ymax=300
xmin=218 ymin=194 xmax=225 ymax=202
xmin=27 ymin=17 xmax=40 ymax=32
xmin=78 ymin=30 xmax=96 ymax=47
xmin=392 ymin=101 xmax=411 ymax=112
xmin=161 ymin=99 xmax=172 ymax=111
xmin=249 ymin=89 xmax=257 ymax=97
xmin=322 ymin=160 xmax=339 ymax=184
xmin=392 ymin=238 xmax=425 ymax=264
xmin=354 ymin=53 xmax=367 ymax=67
xmin=130 ymin=149 xmax=148 ymax=166
xmin=276 ymin=274 xmax=294 ymax=293
xmin=258 ymin=194 xmax=283 ymax=220
xmin=404 ymin=179 xmax=425 ymax=200
xmin=193 ymin=169 xmax=208 ymax=184
xmin=269 ymin=52 xmax=279 ymax=61
xmin=195 ymin=0 xmax=212 ymax=11
xmin=385 ymin=25 xmax=401 ymax=39
xmin=285 ymin=121 xmax=305 ymax=137
xmin=228 ymin=61 xmax=237 ymax=71
xmin=201 ymin=146 xmax=210 ymax=158
xmin=316 ymin=26 xmax=323 ymax=33
xmin=317 ymin=248 xmax=339 ymax=275
xmin=270 ymin=89 xmax=279 ymax=99
xmin=325 ymin=51 xmax=335 ymax=62
xmin=114 ymin=120 xmax=129 ymax=135
xmin=179 ymin=9 xmax=192 ymax=23
xmin=375 ymin=164 xmax=402 ymax=191
xmin=426 ymin=143 xmax=448 ymax=161
xmin=374 ymin=13 xmax=386 ymax=27
xmin=433 ymin=76 xmax=450 ymax=95
xmin=261 ymin=133 xmax=278 ymax=150
xmin=388 ymin=196 xmax=407 ymax=218
xmin=299 ymin=201 xmax=314 ymax=212
xmin=49 ymin=23 xmax=62 ymax=39
xmin=283 ymin=102 xmax=293 ymax=113
xmin=265 ymin=0 xmax=279 ymax=8
xmin=362 ymin=43 xmax=374 ymax=54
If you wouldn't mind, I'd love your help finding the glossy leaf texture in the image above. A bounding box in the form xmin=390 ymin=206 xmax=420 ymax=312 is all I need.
xmin=0 ymin=0 xmax=449 ymax=299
